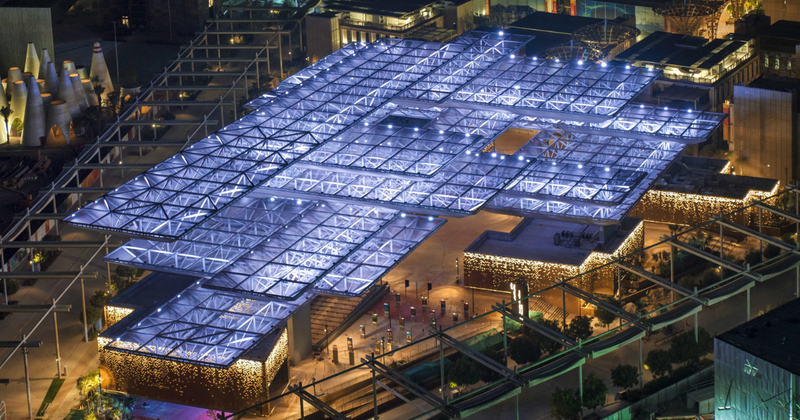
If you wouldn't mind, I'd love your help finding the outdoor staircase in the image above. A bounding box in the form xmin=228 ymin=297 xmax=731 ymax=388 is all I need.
xmin=310 ymin=295 xmax=360 ymax=345
xmin=529 ymin=296 xmax=568 ymax=323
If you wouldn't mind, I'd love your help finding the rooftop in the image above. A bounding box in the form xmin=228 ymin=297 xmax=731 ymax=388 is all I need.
xmin=652 ymin=156 xmax=779 ymax=199
xmin=717 ymin=299 xmax=800 ymax=376
xmin=324 ymin=0 xmax=437 ymax=17
xmin=465 ymin=217 xmax=642 ymax=266
xmin=760 ymin=20 xmax=800 ymax=41
xmin=615 ymin=32 xmax=746 ymax=70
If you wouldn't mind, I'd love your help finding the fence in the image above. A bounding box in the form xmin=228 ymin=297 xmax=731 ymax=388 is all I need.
xmin=602 ymin=366 xmax=714 ymax=419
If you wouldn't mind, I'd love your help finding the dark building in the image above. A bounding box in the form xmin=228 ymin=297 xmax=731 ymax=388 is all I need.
xmin=759 ymin=20 xmax=800 ymax=81
xmin=715 ymin=299 xmax=800 ymax=420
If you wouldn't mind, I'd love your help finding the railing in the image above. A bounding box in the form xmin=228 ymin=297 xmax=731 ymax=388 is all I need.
xmin=658 ymin=52 xmax=755 ymax=85
xmin=0 ymin=400 xmax=6 ymax=420
xmin=338 ymin=12 xmax=443 ymax=33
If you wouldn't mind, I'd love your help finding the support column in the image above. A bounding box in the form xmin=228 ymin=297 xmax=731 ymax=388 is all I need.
xmin=562 ymin=284 xmax=567 ymax=332
xmin=53 ymin=298 xmax=62 ymax=378
xmin=372 ymin=360 xmax=378 ymax=420
xmin=746 ymin=287 xmax=751 ymax=321
xmin=23 ymin=335 xmax=33 ymax=420
xmin=502 ymin=300 xmax=508 ymax=361
xmin=578 ymin=363 xmax=583 ymax=408
xmin=638 ymin=336 xmax=643 ymax=392
xmin=81 ymin=278 xmax=88 ymax=342
xmin=759 ymin=207 xmax=763 ymax=256
xmin=670 ymin=238 xmax=675 ymax=303
xmin=694 ymin=287 xmax=699 ymax=343
xmin=439 ymin=324 xmax=445 ymax=396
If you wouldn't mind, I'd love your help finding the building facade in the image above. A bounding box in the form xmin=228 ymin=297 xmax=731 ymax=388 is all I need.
xmin=730 ymin=80 xmax=799 ymax=186
xmin=715 ymin=300 xmax=800 ymax=420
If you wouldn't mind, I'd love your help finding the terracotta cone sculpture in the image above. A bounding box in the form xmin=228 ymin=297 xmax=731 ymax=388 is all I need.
xmin=22 ymin=80 xmax=45 ymax=147
xmin=58 ymin=69 xmax=80 ymax=119
xmin=24 ymin=42 xmax=40 ymax=80
xmin=40 ymin=48 xmax=52 ymax=78
xmin=41 ymin=92 xmax=53 ymax=107
xmin=7 ymin=67 xmax=23 ymax=85
xmin=76 ymin=65 xmax=88 ymax=79
xmin=69 ymin=73 xmax=89 ymax=111
xmin=9 ymin=80 xmax=28 ymax=129
xmin=89 ymin=43 xmax=114 ymax=102
xmin=82 ymin=78 xmax=98 ymax=106
xmin=62 ymin=60 xmax=76 ymax=75
xmin=47 ymin=100 xmax=72 ymax=145
xmin=43 ymin=61 xmax=58 ymax=96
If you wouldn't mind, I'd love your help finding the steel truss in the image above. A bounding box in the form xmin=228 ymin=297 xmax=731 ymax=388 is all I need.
xmin=66 ymin=30 xmax=732 ymax=367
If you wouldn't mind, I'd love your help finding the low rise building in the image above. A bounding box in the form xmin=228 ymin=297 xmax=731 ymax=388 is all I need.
xmin=615 ymin=31 xmax=759 ymax=112
xmin=715 ymin=299 xmax=800 ymax=420
xmin=306 ymin=0 xmax=473 ymax=63
xmin=463 ymin=216 xmax=644 ymax=309
xmin=759 ymin=20 xmax=800 ymax=81
xmin=631 ymin=156 xmax=780 ymax=226
xmin=730 ymin=77 xmax=800 ymax=185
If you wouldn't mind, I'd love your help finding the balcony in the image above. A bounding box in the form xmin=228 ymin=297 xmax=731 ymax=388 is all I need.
xmin=338 ymin=11 xmax=443 ymax=33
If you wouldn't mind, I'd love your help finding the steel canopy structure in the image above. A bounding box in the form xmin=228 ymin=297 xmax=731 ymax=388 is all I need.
xmin=65 ymin=31 xmax=727 ymax=367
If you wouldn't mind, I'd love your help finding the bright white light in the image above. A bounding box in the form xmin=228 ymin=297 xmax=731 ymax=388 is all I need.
xmin=438 ymin=130 xmax=444 ymax=134
xmin=364 ymin=122 xmax=369 ymax=126
xmin=605 ymin=167 xmax=610 ymax=172
xmin=414 ymin=127 xmax=419 ymax=132
xmin=401 ymin=213 xmax=406 ymax=218
xmin=555 ymin=58 xmax=560 ymax=63
xmin=625 ymin=65 xmax=631 ymax=70
xmin=640 ymin=104 xmax=644 ymax=108
xmin=511 ymin=54 xmax=515 ymax=58
xmin=664 ymin=106 xmax=668 ymax=110
xmin=466 ymin=151 xmax=471 ymax=155
xmin=578 ymin=60 xmax=583 ymax=65
xmin=388 ymin=124 xmax=393 ymax=128
xmin=514 ymin=85 xmax=520 ymax=89
xmin=518 ymin=156 xmax=524 ymax=160
xmin=578 ymin=164 xmax=583 ymax=169
xmin=533 ymin=56 xmax=538 ymax=60
xmin=687 ymin=109 xmax=693 ymax=113
xmin=297 ymin=199 xmax=302 ymax=204
xmin=465 ymin=133 xmax=470 ymax=137
xmin=552 ymin=161 xmax=556 ymax=166
xmin=601 ymin=62 xmax=607 ymax=67
xmin=500 ymin=156 xmax=505 ymax=160
xmin=491 ymin=153 xmax=497 ymax=158
xmin=428 ymin=216 xmax=434 ymax=221
xmin=499 ymin=31 xmax=504 ymax=35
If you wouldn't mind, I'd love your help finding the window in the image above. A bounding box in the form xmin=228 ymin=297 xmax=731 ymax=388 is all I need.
xmin=775 ymin=57 xmax=780 ymax=70
xmin=764 ymin=55 xmax=769 ymax=68
xmin=789 ymin=60 xmax=793 ymax=71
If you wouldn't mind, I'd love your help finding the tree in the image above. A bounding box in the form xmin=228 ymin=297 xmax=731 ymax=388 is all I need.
xmin=566 ymin=315 xmax=594 ymax=341
xmin=763 ymin=244 xmax=781 ymax=259
xmin=610 ymin=364 xmax=639 ymax=391
xmin=534 ymin=318 xmax=564 ymax=355
xmin=91 ymin=76 xmax=105 ymax=109
xmin=2 ymin=279 xmax=19 ymax=296
xmin=478 ymin=348 xmax=504 ymax=383
xmin=745 ymin=248 xmax=762 ymax=266
xmin=582 ymin=372 xmax=608 ymax=412
xmin=669 ymin=328 xmax=712 ymax=366
xmin=645 ymin=349 xmax=672 ymax=378
xmin=11 ymin=117 xmax=23 ymax=136
xmin=550 ymin=387 xmax=581 ymax=420
xmin=594 ymin=297 xmax=621 ymax=328
xmin=509 ymin=334 xmax=541 ymax=365
xmin=449 ymin=358 xmax=480 ymax=390
xmin=0 ymin=105 xmax=11 ymax=145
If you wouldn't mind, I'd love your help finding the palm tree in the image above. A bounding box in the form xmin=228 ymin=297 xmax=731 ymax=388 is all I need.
xmin=0 ymin=105 xmax=11 ymax=146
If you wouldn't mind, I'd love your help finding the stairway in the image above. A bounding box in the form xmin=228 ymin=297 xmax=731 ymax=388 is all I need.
xmin=309 ymin=295 xmax=360 ymax=345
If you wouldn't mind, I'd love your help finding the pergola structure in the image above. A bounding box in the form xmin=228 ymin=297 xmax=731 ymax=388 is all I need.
xmin=65 ymin=31 xmax=727 ymax=370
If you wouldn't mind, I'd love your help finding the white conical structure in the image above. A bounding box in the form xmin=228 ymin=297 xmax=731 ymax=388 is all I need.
xmin=9 ymin=80 xmax=27 ymax=130
xmin=82 ymin=78 xmax=98 ymax=106
xmin=62 ymin=60 xmax=76 ymax=75
xmin=47 ymin=100 xmax=72 ymax=145
xmin=43 ymin=61 xmax=58 ymax=96
xmin=24 ymin=42 xmax=40 ymax=80
xmin=89 ymin=43 xmax=114 ymax=102
xmin=7 ymin=67 xmax=22 ymax=85
xmin=21 ymin=79 xmax=45 ymax=147
xmin=58 ymin=69 xmax=80 ymax=119
xmin=69 ymin=73 xmax=88 ymax=111
xmin=76 ymin=65 xmax=88 ymax=79
xmin=0 ymin=83 xmax=8 ymax=144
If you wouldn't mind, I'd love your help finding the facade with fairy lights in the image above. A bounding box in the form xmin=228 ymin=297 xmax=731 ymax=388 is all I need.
xmin=64 ymin=31 xmax=728 ymax=412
